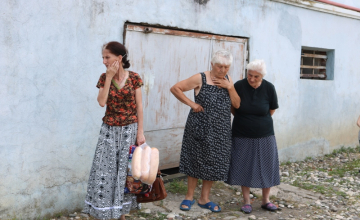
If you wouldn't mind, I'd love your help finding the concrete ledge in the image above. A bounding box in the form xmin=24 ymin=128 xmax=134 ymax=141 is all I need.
xmin=270 ymin=0 xmax=360 ymax=20
xmin=162 ymin=173 xmax=187 ymax=183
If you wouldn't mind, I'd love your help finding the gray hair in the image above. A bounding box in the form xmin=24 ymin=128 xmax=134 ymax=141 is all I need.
xmin=211 ymin=50 xmax=233 ymax=66
xmin=246 ymin=59 xmax=267 ymax=76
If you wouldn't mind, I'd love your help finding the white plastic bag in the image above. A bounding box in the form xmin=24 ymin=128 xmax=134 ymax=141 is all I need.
xmin=139 ymin=143 xmax=152 ymax=183
xmin=131 ymin=145 xmax=143 ymax=180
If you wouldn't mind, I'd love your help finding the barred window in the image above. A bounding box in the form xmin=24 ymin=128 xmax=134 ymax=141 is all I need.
xmin=300 ymin=47 xmax=334 ymax=80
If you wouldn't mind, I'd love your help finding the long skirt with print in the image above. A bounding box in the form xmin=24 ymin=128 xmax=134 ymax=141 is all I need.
xmin=83 ymin=123 xmax=139 ymax=220
xmin=225 ymin=135 xmax=280 ymax=188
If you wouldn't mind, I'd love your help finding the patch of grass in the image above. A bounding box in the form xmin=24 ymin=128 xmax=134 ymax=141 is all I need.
xmin=324 ymin=178 xmax=334 ymax=183
xmin=270 ymin=195 xmax=277 ymax=201
xmin=197 ymin=179 xmax=202 ymax=185
xmin=335 ymin=190 xmax=347 ymax=198
xmin=136 ymin=212 xmax=167 ymax=220
xmin=328 ymin=168 xmax=346 ymax=178
xmin=328 ymin=158 xmax=360 ymax=177
xmin=328 ymin=146 xmax=359 ymax=157
xmin=166 ymin=179 xmax=188 ymax=195
xmin=298 ymin=171 xmax=308 ymax=176
xmin=55 ymin=212 xmax=62 ymax=218
xmin=292 ymin=179 xmax=349 ymax=198
xmin=339 ymin=179 xmax=346 ymax=185
xmin=292 ymin=180 xmax=328 ymax=195
xmin=280 ymin=161 xmax=292 ymax=166
xmin=304 ymin=156 xmax=313 ymax=162
xmin=213 ymin=181 xmax=226 ymax=189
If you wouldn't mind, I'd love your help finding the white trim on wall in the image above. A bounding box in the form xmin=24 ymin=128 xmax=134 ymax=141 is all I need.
xmin=270 ymin=0 xmax=360 ymax=20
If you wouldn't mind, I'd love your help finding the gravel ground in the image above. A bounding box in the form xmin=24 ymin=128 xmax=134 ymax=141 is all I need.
xmin=50 ymin=146 xmax=360 ymax=220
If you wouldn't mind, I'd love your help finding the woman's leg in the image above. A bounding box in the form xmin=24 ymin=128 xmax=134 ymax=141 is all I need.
xmin=119 ymin=214 xmax=126 ymax=220
xmin=261 ymin=187 xmax=277 ymax=211
xmin=262 ymin=187 xmax=271 ymax=205
xmin=198 ymin=180 xmax=219 ymax=211
xmin=181 ymin=176 xmax=198 ymax=209
xmin=241 ymin=186 xmax=251 ymax=204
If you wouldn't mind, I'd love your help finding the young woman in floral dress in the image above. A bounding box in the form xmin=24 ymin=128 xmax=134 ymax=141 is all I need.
xmin=83 ymin=41 xmax=145 ymax=220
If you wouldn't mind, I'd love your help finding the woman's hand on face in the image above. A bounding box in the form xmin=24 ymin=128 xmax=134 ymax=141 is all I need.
xmin=106 ymin=61 xmax=119 ymax=79
xmin=191 ymin=103 xmax=204 ymax=113
xmin=136 ymin=132 xmax=146 ymax=146
xmin=212 ymin=76 xmax=232 ymax=90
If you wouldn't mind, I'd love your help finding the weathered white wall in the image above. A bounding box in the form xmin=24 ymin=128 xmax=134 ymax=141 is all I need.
xmin=330 ymin=0 xmax=360 ymax=8
xmin=1 ymin=0 xmax=360 ymax=218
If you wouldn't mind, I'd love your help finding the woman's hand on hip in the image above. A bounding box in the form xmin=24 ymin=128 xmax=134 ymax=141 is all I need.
xmin=191 ymin=103 xmax=204 ymax=113
xmin=106 ymin=61 xmax=119 ymax=79
xmin=136 ymin=132 xmax=146 ymax=146
xmin=212 ymin=76 xmax=232 ymax=90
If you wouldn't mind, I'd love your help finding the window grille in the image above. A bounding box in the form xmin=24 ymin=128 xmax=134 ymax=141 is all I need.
xmin=300 ymin=49 xmax=327 ymax=80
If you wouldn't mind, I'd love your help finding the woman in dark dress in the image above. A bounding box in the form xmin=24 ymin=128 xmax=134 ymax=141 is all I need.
xmin=170 ymin=50 xmax=240 ymax=212
xmin=226 ymin=59 xmax=280 ymax=214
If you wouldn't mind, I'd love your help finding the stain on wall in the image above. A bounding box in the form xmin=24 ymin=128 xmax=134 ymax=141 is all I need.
xmin=278 ymin=10 xmax=302 ymax=49
xmin=194 ymin=0 xmax=210 ymax=5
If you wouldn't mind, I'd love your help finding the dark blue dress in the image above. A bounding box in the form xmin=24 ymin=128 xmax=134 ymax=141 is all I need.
xmin=179 ymin=72 xmax=232 ymax=181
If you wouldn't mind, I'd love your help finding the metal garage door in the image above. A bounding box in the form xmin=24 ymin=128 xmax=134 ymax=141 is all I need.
xmin=124 ymin=24 xmax=248 ymax=169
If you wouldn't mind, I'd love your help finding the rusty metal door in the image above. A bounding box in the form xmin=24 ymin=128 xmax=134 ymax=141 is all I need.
xmin=124 ymin=24 xmax=247 ymax=169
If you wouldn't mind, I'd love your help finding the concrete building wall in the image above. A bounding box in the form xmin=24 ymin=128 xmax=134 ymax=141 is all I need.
xmin=1 ymin=0 xmax=359 ymax=218
xmin=330 ymin=0 xmax=360 ymax=8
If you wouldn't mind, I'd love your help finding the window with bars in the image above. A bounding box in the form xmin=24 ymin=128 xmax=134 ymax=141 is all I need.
xmin=300 ymin=47 xmax=335 ymax=80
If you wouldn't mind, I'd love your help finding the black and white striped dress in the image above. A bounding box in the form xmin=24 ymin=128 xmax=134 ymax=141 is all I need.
xmin=179 ymin=72 xmax=232 ymax=181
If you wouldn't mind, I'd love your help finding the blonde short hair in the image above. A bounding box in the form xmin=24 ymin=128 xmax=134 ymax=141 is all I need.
xmin=211 ymin=50 xmax=233 ymax=66
xmin=247 ymin=59 xmax=267 ymax=76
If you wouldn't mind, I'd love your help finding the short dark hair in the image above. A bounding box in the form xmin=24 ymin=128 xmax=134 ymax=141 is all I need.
xmin=103 ymin=41 xmax=130 ymax=69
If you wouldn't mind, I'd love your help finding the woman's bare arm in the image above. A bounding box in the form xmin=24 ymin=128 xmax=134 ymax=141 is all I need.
xmin=97 ymin=61 xmax=119 ymax=107
xmin=270 ymin=109 xmax=276 ymax=116
xmin=97 ymin=79 xmax=112 ymax=107
xmin=212 ymin=75 xmax=240 ymax=109
xmin=226 ymin=75 xmax=240 ymax=109
xmin=135 ymin=87 xmax=145 ymax=145
xmin=170 ymin=74 xmax=203 ymax=112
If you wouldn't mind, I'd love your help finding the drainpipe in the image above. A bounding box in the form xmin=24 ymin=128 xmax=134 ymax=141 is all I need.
xmin=315 ymin=0 xmax=360 ymax=13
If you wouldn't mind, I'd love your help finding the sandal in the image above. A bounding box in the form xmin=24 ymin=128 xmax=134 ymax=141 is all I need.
xmin=198 ymin=201 xmax=221 ymax=212
xmin=179 ymin=199 xmax=195 ymax=211
xmin=261 ymin=202 xmax=278 ymax=211
xmin=241 ymin=204 xmax=252 ymax=214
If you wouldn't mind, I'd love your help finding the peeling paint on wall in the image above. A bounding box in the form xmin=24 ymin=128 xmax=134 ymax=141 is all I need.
xmin=278 ymin=10 xmax=302 ymax=49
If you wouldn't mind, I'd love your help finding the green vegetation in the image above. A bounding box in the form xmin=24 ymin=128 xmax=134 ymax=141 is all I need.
xmin=291 ymin=180 xmax=344 ymax=197
xmin=284 ymin=145 xmax=360 ymax=198
xmin=270 ymin=195 xmax=277 ymax=201
xmin=55 ymin=212 xmax=62 ymax=218
xmin=280 ymin=161 xmax=292 ymax=166
xmin=135 ymin=212 xmax=168 ymax=220
xmin=166 ymin=179 xmax=188 ymax=195
xmin=213 ymin=181 xmax=227 ymax=189
xmin=328 ymin=158 xmax=360 ymax=177
xmin=325 ymin=146 xmax=360 ymax=158
xmin=324 ymin=177 xmax=334 ymax=182
xmin=304 ymin=156 xmax=313 ymax=162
